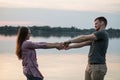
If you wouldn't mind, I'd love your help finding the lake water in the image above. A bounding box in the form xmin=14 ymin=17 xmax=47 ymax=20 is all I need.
xmin=0 ymin=35 xmax=120 ymax=80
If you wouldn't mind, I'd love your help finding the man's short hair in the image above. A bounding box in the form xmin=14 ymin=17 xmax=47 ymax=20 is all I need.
xmin=95 ymin=16 xmax=107 ymax=26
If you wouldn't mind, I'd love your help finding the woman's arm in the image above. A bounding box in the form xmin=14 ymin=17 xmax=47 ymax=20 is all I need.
xmin=23 ymin=41 xmax=62 ymax=49
xmin=45 ymin=42 xmax=63 ymax=49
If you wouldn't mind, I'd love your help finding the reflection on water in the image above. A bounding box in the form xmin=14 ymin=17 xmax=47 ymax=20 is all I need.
xmin=0 ymin=53 xmax=87 ymax=80
xmin=0 ymin=53 xmax=120 ymax=80
xmin=0 ymin=35 xmax=120 ymax=80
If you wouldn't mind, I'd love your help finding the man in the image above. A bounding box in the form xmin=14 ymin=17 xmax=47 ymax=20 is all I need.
xmin=63 ymin=16 xmax=109 ymax=80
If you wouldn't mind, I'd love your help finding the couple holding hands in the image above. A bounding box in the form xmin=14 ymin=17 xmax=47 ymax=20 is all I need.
xmin=16 ymin=16 xmax=109 ymax=80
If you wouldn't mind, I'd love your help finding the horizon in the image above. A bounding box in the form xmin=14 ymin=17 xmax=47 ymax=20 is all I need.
xmin=0 ymin=25 xmax=120 ymax=29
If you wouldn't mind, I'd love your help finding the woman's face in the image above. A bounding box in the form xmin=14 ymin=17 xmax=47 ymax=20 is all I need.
xmin=26 ymin=29 xmax=31 ymax=40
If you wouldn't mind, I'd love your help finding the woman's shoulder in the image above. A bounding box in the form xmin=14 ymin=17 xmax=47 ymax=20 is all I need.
xmin=23 ymin=40 xmax=29 ymax=43
xmin=22 ymin=40 xmax=33 ymax=47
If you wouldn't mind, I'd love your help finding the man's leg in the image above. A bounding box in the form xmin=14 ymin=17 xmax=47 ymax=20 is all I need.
xmin=91 ymin=64 xmax=107 ymax=80
xmin=85 ymin=64 xmax=91 ymax=80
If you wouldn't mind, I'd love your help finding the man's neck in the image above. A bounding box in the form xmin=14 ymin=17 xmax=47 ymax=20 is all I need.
xmin=98 ymin=26 xmax=106 ymax=31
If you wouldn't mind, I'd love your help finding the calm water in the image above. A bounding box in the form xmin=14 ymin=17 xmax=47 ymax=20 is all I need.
xmin=0 ymin=35 xmax=120 ymax=80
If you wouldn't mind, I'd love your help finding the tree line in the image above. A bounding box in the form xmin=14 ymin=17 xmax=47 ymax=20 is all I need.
xmin=0 ymin=25 xmax=120 ymax=38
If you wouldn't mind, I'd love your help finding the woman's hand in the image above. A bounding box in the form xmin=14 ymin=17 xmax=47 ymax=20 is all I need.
xmin=55 ymin=42 xmax=64 ymax=50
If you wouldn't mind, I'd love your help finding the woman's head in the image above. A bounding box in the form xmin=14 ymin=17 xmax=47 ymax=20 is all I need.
xmin=18 ymin=27 xmax=30 ymax=41
xmin=16 ymin=27 xmax=30 ymax=60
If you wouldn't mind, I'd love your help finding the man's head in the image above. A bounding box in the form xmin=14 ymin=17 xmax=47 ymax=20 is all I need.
xmin=94 ymin=16 xmax=107 ymax=31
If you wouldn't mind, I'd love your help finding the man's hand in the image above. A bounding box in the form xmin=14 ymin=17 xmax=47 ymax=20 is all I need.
xmin=63 ymin=41 xmax=71 ymax=48
xmin=55 ymin=40 xmax=72 ymax=50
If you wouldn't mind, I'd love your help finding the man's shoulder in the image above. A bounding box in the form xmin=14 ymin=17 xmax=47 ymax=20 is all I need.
xmin=93 ymin=30 xmax=108 ymax=40
xmin=94 ymin=30 xmax=108 ymax=35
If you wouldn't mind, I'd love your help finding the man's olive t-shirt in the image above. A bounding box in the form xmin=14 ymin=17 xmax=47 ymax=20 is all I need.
xmin=88 ymin=30 xmax=109 ymax=64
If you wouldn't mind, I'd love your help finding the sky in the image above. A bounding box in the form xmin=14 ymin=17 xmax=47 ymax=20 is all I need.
xmin=0 ymin=0 xmax=120 ymax=29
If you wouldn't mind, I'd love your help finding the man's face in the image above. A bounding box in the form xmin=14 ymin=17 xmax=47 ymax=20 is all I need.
xmin=94 ymin=20 xmax=101 ymax=31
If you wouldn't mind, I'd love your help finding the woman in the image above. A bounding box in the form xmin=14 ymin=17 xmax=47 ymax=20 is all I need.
xmin=16 ymin=27 xmax=62 ymax=80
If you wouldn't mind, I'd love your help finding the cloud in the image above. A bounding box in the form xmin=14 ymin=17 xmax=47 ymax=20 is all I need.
xmin=0 ymin=0 xmax=120 ymax=13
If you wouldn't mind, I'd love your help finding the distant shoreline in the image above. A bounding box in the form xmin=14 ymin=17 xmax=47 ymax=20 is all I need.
xmin=0 ymin=25 xmax=120 ymax=38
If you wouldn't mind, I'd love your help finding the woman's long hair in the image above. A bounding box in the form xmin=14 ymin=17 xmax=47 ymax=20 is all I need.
xmin=16 ymin=27 xmax=29 ymax=60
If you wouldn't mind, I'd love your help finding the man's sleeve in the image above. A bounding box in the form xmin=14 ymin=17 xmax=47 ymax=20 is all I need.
xmin=94 ymin=31 xmax=105 ymax=40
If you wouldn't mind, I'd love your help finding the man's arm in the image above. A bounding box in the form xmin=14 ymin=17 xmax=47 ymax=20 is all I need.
xmin=67 ymin=34 xmax=97 ymax=43
xmin=65 ymin=41 xmax=92 ymax=50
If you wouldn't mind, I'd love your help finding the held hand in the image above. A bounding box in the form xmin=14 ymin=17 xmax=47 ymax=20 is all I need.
xmin=56 ymin=42 xmax=71 ymax=50
xmin=63 ymin=43 xmax=72 ymax=50
xmin=63 ymin=41 xmax=71 ymax=49
xmin=55 ymin=43 xmax=64 ymax=50
xmin=55 ymin=41 xmax=72 ymax=50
